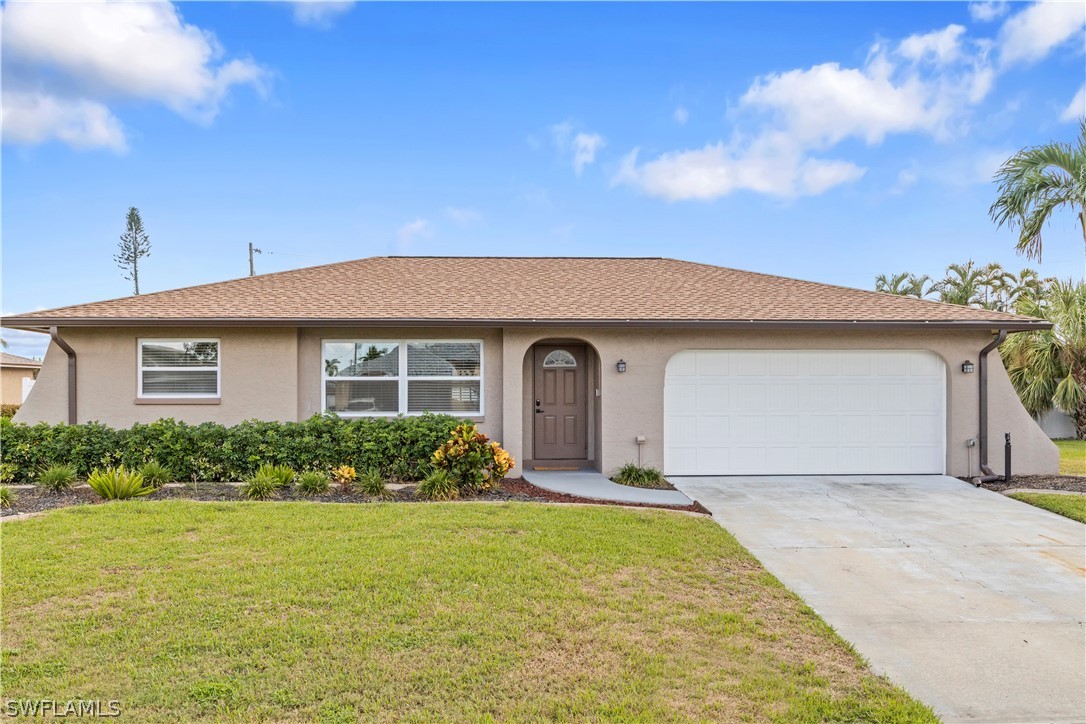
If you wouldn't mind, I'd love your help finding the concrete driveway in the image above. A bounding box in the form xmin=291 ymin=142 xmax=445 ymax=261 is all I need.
xmin=672 ymin=475 xmax=1086 ymax=723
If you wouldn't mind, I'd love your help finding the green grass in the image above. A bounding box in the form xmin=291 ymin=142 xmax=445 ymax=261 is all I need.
xmin=1 ymin=502 xmax=934 ymax=722
xmin=1009 ymin=492 xmax=1086 ymax=523
xmin=1055 ymin=439 xmax=1086 ymax=476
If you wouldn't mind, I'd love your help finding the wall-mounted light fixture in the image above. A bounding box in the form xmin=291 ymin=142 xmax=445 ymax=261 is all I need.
xmin=962 ymin=361 xmax=975 ymax=374
xmin=616 ymin=359 xmax=627 ymax=373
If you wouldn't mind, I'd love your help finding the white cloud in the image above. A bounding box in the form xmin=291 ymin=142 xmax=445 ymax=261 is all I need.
xmin=0 ymin=327 xmax=50 ymax=361
xmin=549 ymin=121 xmax=605 ymax=173
xmin=1060 ymin=84 xmax=1085 ymax=122
xmin=969 ymin=1 xmax=1009 ymax=22
xmin=891 ymin=168 xmax=919 ymax=195
xmin=444 ymin=206 xmax=482 ymax=224
xmin=1 ymin=91 xmax=127 ymax=152
xmin=572 ymin=132 xmax=604 ymax=174
xmin=998 ymin=1 xmax=1086 ymax=67
xmin=1 ymin=1 xmax=266 ymax=150
xmin=673 ymin=106 xmax=689 ymax=125
xmin=898 ymin=25 xmax=967 ymax=66
xmin=395 ymin=219 xmax=433 ymax=253
xmin=291 ymin=1 xmax=355 ymax=29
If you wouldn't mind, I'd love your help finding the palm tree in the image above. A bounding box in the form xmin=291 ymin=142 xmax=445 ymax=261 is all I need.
xmin=1007 ymin=268 xmax=1049 ymax=311
xmin=934 ymin=261 xmax=989 ymax=307
xmin=875 ymin=272 xmax=935 ymax=298
xmin=989 ymin=119 xmax=1085 ymax=261
xmin=980 ymin=262 xmax=1011 ymax=310
xmin=1001 ymin=280 xmax=1086 ymax=438
xmin=908 ymin=274 xmax=936 ymax=299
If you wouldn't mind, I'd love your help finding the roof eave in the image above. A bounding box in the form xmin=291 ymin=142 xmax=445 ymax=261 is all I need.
xmin=1 ymin=316 xmax=1053 ymax=332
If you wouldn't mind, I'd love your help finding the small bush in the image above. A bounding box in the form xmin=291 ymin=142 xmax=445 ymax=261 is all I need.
xmin=138 ymin=461 xmax=173 ymax=489
xmin=243 ymin=473 xmax=279 ymax=501
xmin=296 ymin=471 xmax=330 ymax=497
xmin=415 ymin=469 xmax=459 ymax=501
xmin=0 ymin=485 xmax=15 ymax=509
xmin=612 ymin=463 xmax=669 ymax=489
xmin=256 ymin=463 xmax=295 ymax=489
xmin=431 ymin=424 xmax=514 ymax=491
xmin=0 ymin=463 xmax=15 ymax=484
xmin=87 ymin=466 xmax=152 ymax=500
xmin=38 ymin=464 xmax=78 ymax=493
xmin=358 ymin=468 xmax=390 ymax=498
xmin=332 ymin=465 xmax=357 ymax=492
xmin=1 ymin=404 xmax=19 ymax=419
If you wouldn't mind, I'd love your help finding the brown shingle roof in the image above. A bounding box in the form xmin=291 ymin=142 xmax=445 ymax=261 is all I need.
xmin=1 ymin=256 xmax=1047 ymax=329
xmin=1 ymin=352 xmax=42 ymax=368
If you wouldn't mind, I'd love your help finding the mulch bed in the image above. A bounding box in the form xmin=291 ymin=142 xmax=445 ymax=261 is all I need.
xmin=1 ymin=479 xmax=710 ymax=518
xmin=971 ymin=474 xmax=1086 ymax=494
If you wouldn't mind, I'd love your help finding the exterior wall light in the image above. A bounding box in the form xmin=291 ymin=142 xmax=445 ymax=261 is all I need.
xmin=962 ymin=361 xmax=975 ymax=374
xmin=616 ymin=359 xmax=627 ymax=373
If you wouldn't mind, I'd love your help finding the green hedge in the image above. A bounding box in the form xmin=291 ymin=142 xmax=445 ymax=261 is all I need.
xmin=0 ymin=414 xmax=466 ymax=483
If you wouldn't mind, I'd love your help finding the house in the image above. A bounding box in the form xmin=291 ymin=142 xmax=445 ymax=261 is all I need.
xmin=1 ymin=352 xmax=41 ymax=407
xmin=2 ymin=256 xmax=1058 ymax=477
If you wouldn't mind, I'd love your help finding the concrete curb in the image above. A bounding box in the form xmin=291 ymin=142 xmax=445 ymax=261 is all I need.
xmin=1000 ymin=488 xmax=1086 ymax=497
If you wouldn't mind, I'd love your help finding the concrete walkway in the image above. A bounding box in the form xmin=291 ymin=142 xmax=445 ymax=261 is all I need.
xmin=522 ymin=470 xmax=693 ymax=506
xmin=671 ymin=474 xmax=1086 ymax=723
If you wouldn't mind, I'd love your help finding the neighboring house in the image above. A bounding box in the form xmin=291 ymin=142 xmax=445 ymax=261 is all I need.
xmin=2 ymin=256 xmax=1058 ymax=477
xmin=0 ymin=352 xmax=41 ymax=406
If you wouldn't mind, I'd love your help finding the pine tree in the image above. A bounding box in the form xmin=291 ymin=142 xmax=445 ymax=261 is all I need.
xmin=115 ymin=207 xmax=151 ymax=295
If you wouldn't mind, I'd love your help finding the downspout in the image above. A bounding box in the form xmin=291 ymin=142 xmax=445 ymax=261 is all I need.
xmin=49 ymin=326 xmax=77 ymax=425
xmin=975 ymin=329 xmax=1007 ymax=484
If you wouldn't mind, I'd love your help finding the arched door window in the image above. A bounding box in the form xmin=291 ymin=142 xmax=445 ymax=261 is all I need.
xmin=542 ymin=350 xmax=577 ymax=368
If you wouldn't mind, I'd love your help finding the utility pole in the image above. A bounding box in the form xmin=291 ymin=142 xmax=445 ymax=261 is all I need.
xmin=248 ymin=242 xmax=263 ymax=276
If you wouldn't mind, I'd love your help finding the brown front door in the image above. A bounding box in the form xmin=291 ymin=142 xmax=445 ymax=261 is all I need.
xmin=533 ymin=345 xmax=588 ymax=460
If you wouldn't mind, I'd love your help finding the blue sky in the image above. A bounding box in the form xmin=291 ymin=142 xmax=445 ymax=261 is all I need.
xmin=2 ymin=1 xmax=1084 ymax=358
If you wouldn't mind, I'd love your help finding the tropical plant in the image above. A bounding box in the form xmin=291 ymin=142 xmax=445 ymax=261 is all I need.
xmin=933 ymin=261 xmax=990 ymax=307
xmin=87 ymin=466 xmax=152 ymax=500
xmin=989 ymin=119 xmax=1085 ymax=261
xmin=243 ymin=472 xmax=279 ymax=500
xmin=38 ymin=464 xmax=78 ymax=493
xmin=255 ymin=463 xmax=295 ymax=489
xmin=0 ymin=485 xmax=15 ymax=509
xmin=612 ymin=463 xmax=670 ymax=488
xmin=138 ymin=461 xmax=173 ymax=489
xmin=358 ymin=468 xmax=391 ymax=497
xmin=296 ymin=471 xmax=330 ymax=496
xmin=415 ymin=469 xmax=460 ymax=501
xmin=1001 ymin=280 xmax=1086 ymax=438
xmin=874 ymin=272 xmax=934 ymax=299
xmin=431 ymin=424 xmax=514 ymax=491
xmin=331 ymin=465 xmax=357 ymax=492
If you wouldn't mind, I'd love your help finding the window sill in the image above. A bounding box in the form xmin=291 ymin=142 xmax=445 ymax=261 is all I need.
xmin=134 ymin=397 xmax=221 ymax=406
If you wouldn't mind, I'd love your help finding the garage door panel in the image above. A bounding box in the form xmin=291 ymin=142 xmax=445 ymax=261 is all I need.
xmin=664 ymin=350 xmax=945 ymax=475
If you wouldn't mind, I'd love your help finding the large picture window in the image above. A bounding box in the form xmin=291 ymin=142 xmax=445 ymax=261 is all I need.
xmin=138 ymin=339 xmax=220 ymax=398
xmin=322 ymin=340 xmax=483 ymax=416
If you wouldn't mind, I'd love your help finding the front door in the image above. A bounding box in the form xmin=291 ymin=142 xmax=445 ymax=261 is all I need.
xmin=533 ymin=345 xmax=588 ymax=460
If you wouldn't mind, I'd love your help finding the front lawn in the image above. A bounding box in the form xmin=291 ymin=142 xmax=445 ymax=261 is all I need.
xmin=1055 ymin=439 xmax=1086 ymax=476
xmin=1 ymin=502 xmax=932 ymax=721
xmin=1009 ymin=492 xmax=1086 ymax=523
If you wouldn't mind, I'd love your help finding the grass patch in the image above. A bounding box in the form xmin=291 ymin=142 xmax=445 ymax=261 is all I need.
xmin=1 ymin=502 xmax=933 ymax=722
xmin=1055 ymin=439 xmax=1086 ymax=476
xmin=1009 ymin=492 xmax=1086 ymax=523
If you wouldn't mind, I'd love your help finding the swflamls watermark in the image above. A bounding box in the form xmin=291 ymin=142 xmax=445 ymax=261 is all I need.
xmin=3 ymin=700 xmax=121 ymax=718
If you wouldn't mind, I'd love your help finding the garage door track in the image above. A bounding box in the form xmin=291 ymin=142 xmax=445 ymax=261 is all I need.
xmin=673 ymin=475 xmax=1086 ymax=723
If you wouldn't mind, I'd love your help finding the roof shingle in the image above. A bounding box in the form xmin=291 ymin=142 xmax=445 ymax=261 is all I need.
xmin=1 ymin=256 xmax=1045 ymax=329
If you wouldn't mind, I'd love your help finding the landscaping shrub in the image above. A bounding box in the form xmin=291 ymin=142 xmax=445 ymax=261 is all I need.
xmin=415 ymin=469 xmax=459 ymax=501
xmin=138 ymin=461 xmax=173 ymax=489
xmin=0 ymin=485 xmax=14 ymax=509
xmin=243 ymin=472 xmax=279 ymax=501
xmin=296 ymin=471 xmax=330 ymax=497
xmin=87 ymin=466 xmax=152 ymax=500
xmin=358 ymin=468 xmax=390 ymax=498
xmin=612 ymin=463 xmax=669 ymax=488
xmin=331 ymin=465 xmax=357 ymax=492
xmin=38 ymin=464 xmax=78 ymax=493
xmin=0 ymin=414 xmax=464 ymax=483
xmin=256 ymin=463 xmax=295 ymax=489
xmin=431 ymin=424 xmax=514 ymax=491
xmin=1 ymin=404 xmax=19 ymax=419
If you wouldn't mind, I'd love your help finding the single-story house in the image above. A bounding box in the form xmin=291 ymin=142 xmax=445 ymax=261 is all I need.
xmin=2 ymin=256 xmax=1058 ymax=477
xmin=1 ymin=352 xmax=41 ymax=406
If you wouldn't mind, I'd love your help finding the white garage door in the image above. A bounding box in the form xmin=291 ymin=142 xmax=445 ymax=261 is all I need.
xmin=664 ymin=350 xmax=945 ymax=475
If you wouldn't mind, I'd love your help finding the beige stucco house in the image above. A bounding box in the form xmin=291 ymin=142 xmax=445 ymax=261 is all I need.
xmin=2 ymin=256 xmax=1058 ymax=478
xmin=1 ymin=352 xmax=41 ymax=407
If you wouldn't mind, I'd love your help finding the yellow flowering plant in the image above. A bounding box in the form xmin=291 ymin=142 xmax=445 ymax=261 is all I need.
xmin=331 ymin=465 xmax=357 ymax=490
xmin=431 ymin=424 xmax=515 ymax=491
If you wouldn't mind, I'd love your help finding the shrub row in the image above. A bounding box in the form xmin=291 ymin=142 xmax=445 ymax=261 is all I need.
xmin=0 ymin=414 xmax=466 ymax=483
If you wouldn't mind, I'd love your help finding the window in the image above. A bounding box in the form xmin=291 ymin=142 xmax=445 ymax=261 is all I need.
xmin=138 ymin=339 xmax=220 ymax=398
xmin=543 ymin=350 xmax=577 ymax=368
xmin=323 ymin=340 xmax=483 ymax=416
